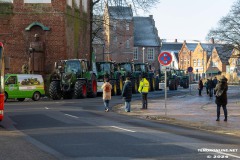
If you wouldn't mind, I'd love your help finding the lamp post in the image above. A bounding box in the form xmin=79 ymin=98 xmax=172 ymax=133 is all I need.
xmin=142 ymin=47 xmax=145 ymax=63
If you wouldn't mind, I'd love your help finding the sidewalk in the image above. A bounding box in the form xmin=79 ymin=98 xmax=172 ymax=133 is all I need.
xmin=114 ymin=85 xmax=240 ymax=137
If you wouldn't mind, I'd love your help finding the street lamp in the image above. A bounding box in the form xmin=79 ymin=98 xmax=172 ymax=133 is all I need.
xmin=142 ymin=47 xmax=145 ymax=63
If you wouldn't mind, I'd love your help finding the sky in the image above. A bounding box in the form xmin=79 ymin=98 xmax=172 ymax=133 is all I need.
xmin=137 ymin=0 xmax=236 ymax=42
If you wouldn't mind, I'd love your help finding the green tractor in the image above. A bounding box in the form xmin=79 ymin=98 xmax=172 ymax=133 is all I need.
xmin=49 ymin=59 xmax=97 ymax=100
xmin=159 ymin=69 xmax=179 ymax=90
xmin=175 ymin=69 xmax=189 ymax=89
xmin=96 ymin=61 xmax=123 ymax=95
xmin=117 ymin=62 xmax=140 ymax=93
xmin=134 ymin=62 xmax=157 ymax=91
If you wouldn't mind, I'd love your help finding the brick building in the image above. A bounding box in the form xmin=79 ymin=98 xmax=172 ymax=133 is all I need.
xmin=0 ymin=0 xmax=91 ymax=75
xmin=133 ymin=15 xmax=161 ymax=72
xmin=103 ymin=5 xmax=134 ymax=62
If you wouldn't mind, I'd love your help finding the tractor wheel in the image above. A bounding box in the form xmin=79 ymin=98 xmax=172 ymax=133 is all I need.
xmin=132 ymin=79 xmax=138 ymax=94
xmin=87 ymin=74 xmax=97 ymax=98
xmin=149 ymin=77 xmax=155 ymax=92
xmin=117 ymin=75 xmax=123 ymax=95
xmin=111 ymin=80 xmax=117 ymax=96
xmin=49 ymin=81 xmax=62 ymax=100
xmin=74 ymin=80 xmax=87 ymax=98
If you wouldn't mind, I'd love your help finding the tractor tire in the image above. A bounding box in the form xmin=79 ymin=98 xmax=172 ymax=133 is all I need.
xmin=111 ymin=80 xmax=117 ymax=96
xmin=74 ymin=80 xmax=87 ymax=98
xmin=117 ymin=75 xmax=123 ymax=95
xmin=87 ymin=74 xmax=97 ymax=98
xmin=132 ymin=79 xmax=138 ymax=94
xmin=149 ymin=77 xmax=155 ymax=92
xmin=49 ymin=81 xmax=62 ymax=100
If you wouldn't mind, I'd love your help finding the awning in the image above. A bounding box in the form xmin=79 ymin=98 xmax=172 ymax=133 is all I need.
xmin=206 ymin=67 xmax=221 ymax=74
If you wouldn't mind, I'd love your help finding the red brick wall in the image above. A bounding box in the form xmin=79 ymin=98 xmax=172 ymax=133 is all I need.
xmin=0 ymin=0 xmax=91 ymax=75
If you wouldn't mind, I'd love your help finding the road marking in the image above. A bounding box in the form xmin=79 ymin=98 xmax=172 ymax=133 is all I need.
xmin=45 ymin=107 xmax=49 ymax=110
xmin=64 ymin=114 xmax=79 ymax=119
xmin=110 ymin=126 xmax=136 ymax=132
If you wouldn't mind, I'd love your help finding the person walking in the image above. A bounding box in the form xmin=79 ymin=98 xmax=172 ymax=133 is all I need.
xmin=214 ymin=75 xmax=228 ymax=121
xmin=213 ymin=77 xmax=218 ymax=94
xmin=198 ymin=79 xmax=204 ymax=96
xmin=121 ymin=76 xmax=132 ymax=112
xmin=207 ymin=78 xmax=214 ymax=98
xmin=138 ymin=74 xmax=150 ymax=109
xmin=101 ymin=75 xmax=112 ymax=112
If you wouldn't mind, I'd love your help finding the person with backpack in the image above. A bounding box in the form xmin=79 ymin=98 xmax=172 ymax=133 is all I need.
xmin=138 ymin=73 xmax=150 ymax=109
xmin=214 ymin=75 xmax=228 ymax=121
xmin=101 ymin=75 xmax=112 ymax=112
xmin=121 ymin=75 xmax=132 ymax=112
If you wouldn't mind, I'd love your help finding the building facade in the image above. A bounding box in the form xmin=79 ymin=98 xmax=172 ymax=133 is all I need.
xmin=0 ymin=0 xmax=91 ymax=75
xmin=103 ymin=5 xmax=134 ymax=62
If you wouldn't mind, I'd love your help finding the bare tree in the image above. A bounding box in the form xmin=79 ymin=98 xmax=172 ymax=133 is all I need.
xmin=207 ymin=0 xmax=240 ymax=53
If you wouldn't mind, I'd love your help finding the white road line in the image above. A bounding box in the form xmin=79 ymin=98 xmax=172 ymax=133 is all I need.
xmin=110 ymin=126 xmax=136 ymax=133
xmin=45 ymin=107 xmax=49 ymax=109
xmin=64 ymin=114 xmax=79 ymax=119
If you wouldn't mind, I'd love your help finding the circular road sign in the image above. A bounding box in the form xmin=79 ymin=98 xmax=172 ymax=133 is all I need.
xmin=158 ymin=52 xmax=172 ymax=66
xmin=188 ymin=66 xmax=193 ymax=72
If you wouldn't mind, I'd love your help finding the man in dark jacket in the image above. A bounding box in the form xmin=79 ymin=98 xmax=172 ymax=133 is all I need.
xmin=121 ymin=76 xmax=132 ymax=112
xmin=214 ymin=75 xmax=228 ymax=121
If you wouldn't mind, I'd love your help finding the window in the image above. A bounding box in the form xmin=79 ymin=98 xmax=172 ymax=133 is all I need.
xmin=114 ymin=36 xmax=117 ymax=42
xmin=193 ymin=59 xmax=196 ymax=66
xmin=67 ymin=0 xmax=72 ymax=6
xmin=24 ymin=0 xmax=51 ymax=3
xmin=212 ymin=62 xmax=218 ymax=67
xmin=147 ymin=48 xmax=154 ymax=60
xmin=126 ymin=23 xmax=129 ymax=30
xmin=133 ymin=47 xmax=138 ymax=60
xmin=82 ymin=0 xmax=88 ymax=12
xmin=0 ymin=0 xmax=13 ymax=2
xmin=197 ymin=59 xmax=201 ymax=66
xmin=113 ymin=22 xmax=117 ymax=30
xmin=126 ymin=40 xmax=130 ymax=48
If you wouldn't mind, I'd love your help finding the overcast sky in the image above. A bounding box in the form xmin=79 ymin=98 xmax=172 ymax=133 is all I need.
xmin=137 ymin=0 xmax=236 ymax=42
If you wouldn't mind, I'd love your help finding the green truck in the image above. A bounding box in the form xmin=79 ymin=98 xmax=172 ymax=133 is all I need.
xmin=4 ymin=74 xmax=45 ymax=102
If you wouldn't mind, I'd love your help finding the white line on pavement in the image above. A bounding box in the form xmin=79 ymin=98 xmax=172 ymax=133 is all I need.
xmin=64 ymin=114 xmax=79 ymax=119
xmin=110 ymin=126 xmax=136 ymax=133
xmin=45 ymin=107 xmax=49 ymax=109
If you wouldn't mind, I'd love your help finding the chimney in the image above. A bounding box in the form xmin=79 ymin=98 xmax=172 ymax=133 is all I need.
xmin=175 ymin=39 xmax=177 ymax=43
xmin=149 ymin=15 xmax=153 ymax=19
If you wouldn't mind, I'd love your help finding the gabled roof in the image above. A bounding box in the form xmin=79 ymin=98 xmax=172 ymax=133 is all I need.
xmin=133 ymin=16 xmax=160 ymax=47
xmin=215 ymin=45 xmax=232 ymax=65
xmin=201 ymin=43 xmax=214 ymax=57
xmin=161 ymin=42 xmax=183 ymax=52
xmin=185 ymin=43 xmax=198 ymax=51
xmin=108 ymin=6 xmax=133 ymax=20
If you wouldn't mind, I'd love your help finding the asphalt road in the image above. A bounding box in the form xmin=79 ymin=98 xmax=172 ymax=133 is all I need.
xmin=1 ymin=89 xmax=240 ymax=160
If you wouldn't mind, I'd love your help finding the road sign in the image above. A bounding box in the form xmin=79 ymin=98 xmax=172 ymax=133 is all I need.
xmin=187 ymin=66 xmax=193 ymax=72
xmin=158 ymin=52 xmax=172 ymax=66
